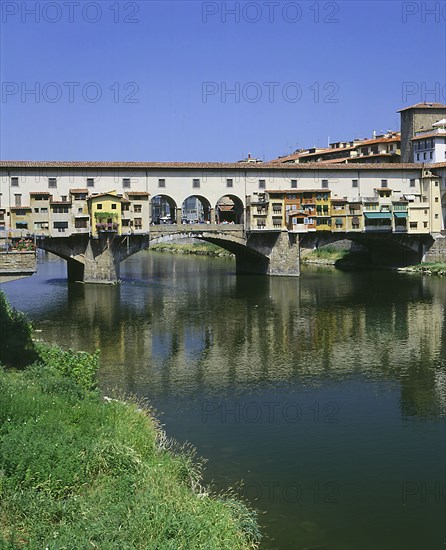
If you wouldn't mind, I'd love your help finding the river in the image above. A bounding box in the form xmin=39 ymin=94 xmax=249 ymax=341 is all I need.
xmin=2 ymin=251 xmax=445 ymax=550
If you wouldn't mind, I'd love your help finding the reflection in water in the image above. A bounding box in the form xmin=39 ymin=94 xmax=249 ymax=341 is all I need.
xmin=2 ymin=252 xmax=445 ymax=550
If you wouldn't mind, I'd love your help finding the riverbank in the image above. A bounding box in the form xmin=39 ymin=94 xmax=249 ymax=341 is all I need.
xmin=149 ymin=242 xmax=234 ymax=257
xmin=301 ymin=248 xmax=446 ymax=276
xmin=0 ymin=292 xmax=260 ymax=549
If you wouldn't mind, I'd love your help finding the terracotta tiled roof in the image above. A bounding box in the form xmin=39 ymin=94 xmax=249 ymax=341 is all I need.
xmin=70 ymin=188 xmax=88 ymax=193
xmin=50 ymin=201 xmax=71 ymax=205
xmin=126 ymin=191 xmax=150 ymax=196
xmin=267 ymin=189 xmax=330 ymax=193
xmin=29 ymin=191 xmax=51 ymax=196
xmin=10 ymin=206 xmax=31 ymax=211
xmin=88 ymin=192 xmax=122 ymax=200
xmin=398 ymin=102 xmax=446 ymax=112
xmin=411 ymin=132 xmax=445 ymax=141
xmin=0 ymin=160 xmax=427 ymax=170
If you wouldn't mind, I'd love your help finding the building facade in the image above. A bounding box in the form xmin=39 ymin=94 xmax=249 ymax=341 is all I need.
xmin=0 ymin=161 xmax=445 ymax=239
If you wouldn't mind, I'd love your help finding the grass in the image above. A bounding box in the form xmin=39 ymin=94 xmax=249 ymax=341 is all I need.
xmin=0 ymin=292 xmax=260 ymax=549
xmin=301 ymin=246 xmax=350 ymax=263
xmin=149 ymin=242 xmax=234 ymax=257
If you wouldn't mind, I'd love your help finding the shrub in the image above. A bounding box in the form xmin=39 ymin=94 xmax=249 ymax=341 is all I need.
xmin=0 ymin=291 xmax=37 ymax=369
xmin=35 ymin=343 xmax=100 ymax=391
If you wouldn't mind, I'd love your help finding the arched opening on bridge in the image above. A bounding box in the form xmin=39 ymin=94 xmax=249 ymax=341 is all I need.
xmin=151 ymin=195 xmax=177 ymax=225
xmin=181 ymin=195 xmax=211 ymax=224
xmin=215 ymin=195 xmax=244 ymax=224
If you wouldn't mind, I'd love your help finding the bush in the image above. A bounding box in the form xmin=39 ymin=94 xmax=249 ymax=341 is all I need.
xmin=0 ymin=291 xmax=37 ymax=369
xmin=35 ymin=343 xmax=100 ymax=391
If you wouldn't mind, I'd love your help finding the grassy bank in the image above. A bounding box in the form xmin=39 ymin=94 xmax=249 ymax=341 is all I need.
xmin=397 ymin=262 xmax=446 ymax=276
xmin=0 ymin=293 xmax=260 ymax=549
xmin=300 ymin=246 xmax=351 ymax=264
xmin=149 ymin=242 xmax=234 ymax=258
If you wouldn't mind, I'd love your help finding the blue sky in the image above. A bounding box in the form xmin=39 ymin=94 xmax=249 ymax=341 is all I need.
xmin=0 ymin=0 xmax=445 ymax=161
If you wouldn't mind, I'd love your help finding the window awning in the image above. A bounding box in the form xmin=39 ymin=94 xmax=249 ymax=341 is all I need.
xmin=364 ymin=212 xmax=392 ymax=220
xmin=393 ymin=212 xmax=408 ymax=219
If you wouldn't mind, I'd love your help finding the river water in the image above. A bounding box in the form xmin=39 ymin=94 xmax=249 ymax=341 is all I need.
xmin=2 ymin=252 xmax=445 ymax=550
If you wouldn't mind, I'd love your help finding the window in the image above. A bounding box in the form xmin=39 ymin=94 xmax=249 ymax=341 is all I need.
xmin=435 ymin=214 xmax=439 ymax=219
xmin=122 ymin=203 xmax=130 ymax=211
xmin=158 ymin=178 xmax=166 ymax=188
xmin=321 ymin=179 xmax=328 ymax=189
xmin=410 ymin=222 xmax=418 ymax=229
xmin=97 ymin=204 xmax=102 ymax=210
xmin=291 ymin=179 xmax=297 ymax=189
xmin=381 ymin=179 xmax=388 ymax=188
xmin=11 ymin=177 xmax=19 ymax=187
xmin=134 ymin=204 xmax=142 ymax=213
xmin=258 ymin=179 xmax=266 ymax=189
xmin=15 ymin=222 xmax=28 ymax=229
xmin=410 ymin=179 xmax=415 ymax=187
xmin=430 ymin=151 xmax=433 ymax=159
xmin=193 ymin=178 xmax=200 ymax=188
xmin=61 ymin=196 xmax=67 ymax=202
xmin=48 ymin=178 xmax=57 ymax=188
xmin=424 ymin=221 xmax=428 ymax=228
xmin=52 ymin=206 xmax=69 ymax=213
xmin=34 ymin=208 xmax=39 ymax=213
xmin=53 ymin=221 xmax=68 ymax=232
xmin=112 ymin=203 xmax=117 ymax=209
xmin=134 ymin=218 xmax=142 ymax=229
xmin=34 ymin=221 xmax=49 ymax=230
xmin=75 ymin=218 xmax=88 ymax=229
xmin=14 ymin=194 xmax=21 ymax=207
xmin=87 ymin=178 xmax=94 ymax=187
xmin=78 ymin=207 xmax=83 ymax=213
xmin=272 ymin=203 xmax=282 ymax=213
xmin=41 ymin=207 xmax=48 ymax=213
xmin=435 ymin=197 xmax=439 ymax=202
xmin=123 ymin=178 xmax=131 ymax=188
xmin=352 ymin=179 xmax=358 ymax=188
xmin=122 ymin=219 xmax=131 ymax=227
xmin=417 ymin=153 xmax=420 ymax=160
xmin=423 ymin=152 xmax=426 ymax=160
xmin=226 ymin=178 xmax=233 ymax=188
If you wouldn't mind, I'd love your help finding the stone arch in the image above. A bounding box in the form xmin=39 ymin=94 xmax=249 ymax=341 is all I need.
xmin=151 ymin=195 xmax=177 ymax=225
xmin=181 ymin=195 xmax=212 ymax=224
xmin=215 ymin=194 xmax=245 ymax=224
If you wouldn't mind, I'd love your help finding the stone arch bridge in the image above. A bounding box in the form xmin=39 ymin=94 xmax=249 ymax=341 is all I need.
xmin=33 ymin=223 xmax=438 ymax=284
xmin=36 ymin=225 xmax=300 ymax=283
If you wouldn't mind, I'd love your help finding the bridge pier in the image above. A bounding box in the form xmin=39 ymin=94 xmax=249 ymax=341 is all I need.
xmin=82 ymin=235 xmax=121 ymax=284
xmin=39 ymin=233 xmax=151 ymax=284
xmin=240 ymin=231 xmax=300 ymax=276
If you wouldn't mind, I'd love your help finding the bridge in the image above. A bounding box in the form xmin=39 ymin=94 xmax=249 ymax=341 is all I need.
xmin=0 ymin=223 xmax=434 ymax=285
xmin=32 ymin=224 xmax=300 ymax=283
xmin=1 ymin=160 xmax=445 ymax=283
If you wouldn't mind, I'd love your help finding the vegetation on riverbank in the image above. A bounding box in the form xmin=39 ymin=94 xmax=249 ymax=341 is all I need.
xmin=0 ymin=292 xmax=260 ymax=549
xmin=150 ymin=242 xmax=234 ymax=257
xmin=300 ymin=246 xmax=350 ymax=264
xmin=397 ymin=262 xmax=446 ymax=276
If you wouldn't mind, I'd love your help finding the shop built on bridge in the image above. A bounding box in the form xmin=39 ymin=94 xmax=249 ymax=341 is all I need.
xmin=1 ymin=160 xmax=446 ymax=283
